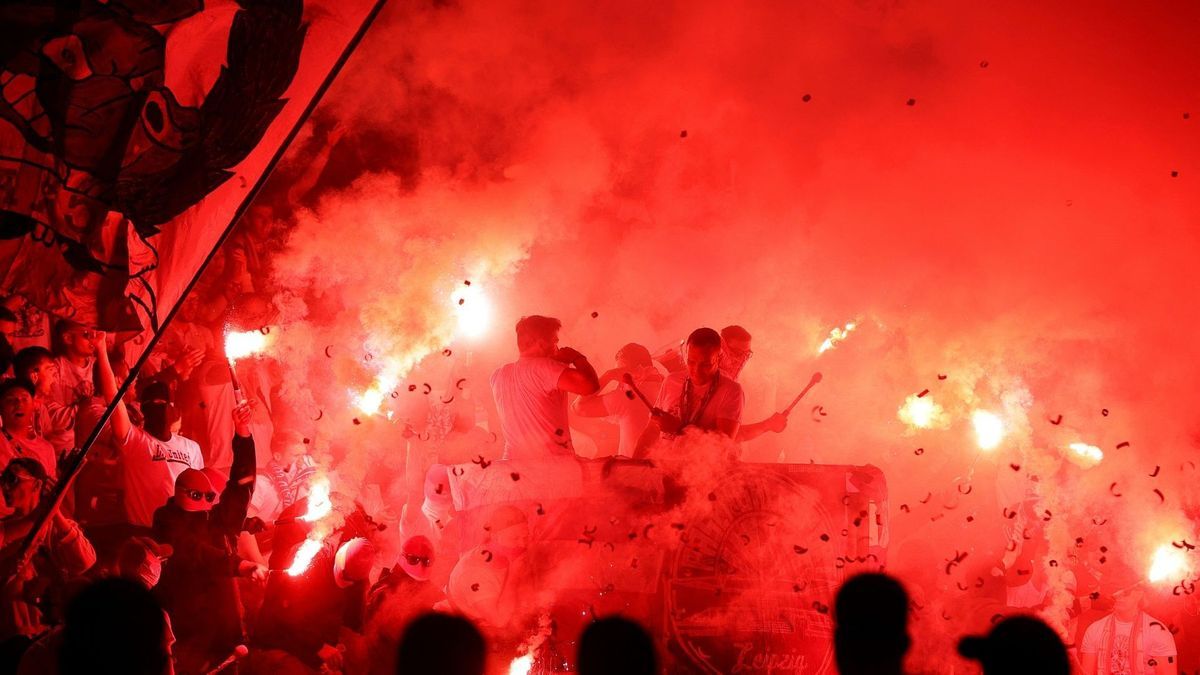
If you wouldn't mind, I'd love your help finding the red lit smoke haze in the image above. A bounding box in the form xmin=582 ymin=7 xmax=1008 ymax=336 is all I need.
xmin=232 ymin=0 xmax=1200 ymax=667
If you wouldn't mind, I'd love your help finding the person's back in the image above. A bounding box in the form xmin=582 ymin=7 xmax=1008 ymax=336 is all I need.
xmin=577 ymin=616 xmax=658 ymax=675
xmin=59 ymin=578 xmax=169 ymax=675
xmin=491 ymin=356 xmax=572 ymax=459
xmin=395 ymin=612 xmax=485 ymax=675
xmin=958 ymin=615 xmax=1069 ymax=675
xmin=834 ymin=573 xmax=910 ymax=675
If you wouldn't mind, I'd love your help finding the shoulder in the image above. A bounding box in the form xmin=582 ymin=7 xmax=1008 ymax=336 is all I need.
xmin=1143 ymin=614 xmax=1178 ymax=652
xmin=1079 ymin=617 xmax=1105 ymax=650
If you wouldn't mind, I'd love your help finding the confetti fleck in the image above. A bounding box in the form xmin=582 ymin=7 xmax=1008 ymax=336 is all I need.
xmin=324 ymin=345 xmax=332 ymax=358
xmin=1116 ymin=441 xmax=1130 ymax=449
xmin=510 ymin=472 xmax=520 ymax=481
xmin=906 ymin=98 xmax=917 ymax=106
xmin=1049 ymin=414 xmax=1063 ymax=425
xmin=680 ymin=130 xmax=688 ymax=138
xmin=917 ymin=389 xmax=930 ymax=398
xmin=463 ymin=280 xmax=471 ymax=286
xmin=471 ymin=456 xmax=492 ymax=469
xmin=937 ymin=374 xmax=948 ymax=380
xmin=408 ymin=385 xmax=417 ymax=392
xmin=455 ymin=378 xmax=467 ymax=390
xmin=536 ymin=503 xmax=545 ymax=516
xmin=458 ymin=298 xmax=465 ymax=306
xmin=820 ymin=533 xmax=830 ymax=542
xmin=1101 ymin=408 xmax=1109 ymax=417
xmin=422 ymin=383 xmax=432 ymax=394
xmin=1110 ymin=482 xmax=1122 ymax=497
xmin=1170 ymin=170 xmax=1179 ymax=178
xmin=482 ymin=550 xmax=493 ymax=562
xmin=1154 ymin=488 xmax=1165 ymax=503
xmin=1010 ymin=463 xmax=1021 ymax=472
xmin=979 ymin=60 xmax=989 ymax=68
xmin=914 ymin=448 xmax=925 ymax=456
xmin=471 ymin=583 xmax=480 ymax=592
xmin=590 ymin=311 xmax=599 ymax=318
xmin=352 ymin=418 xmax=361 ymax=425
xmin=442 ymin=349 xmax=452 ymax=357
xmin=920 ymin=492 xmax=932 ymax=504
xmin=899 ymin=504 xmax=910 ymax=513
xmin=312 ymin=409 xmax=323 ymax=421
xmin=793 ymin=545 xmax=808 ymax=555
xmin=1150 ymin=466 xmax=1161 ymax=477
xmin=957 ymin=484 xmax=972 ymax=495
xmin=625 ymin=391 xmax=635 ymax=400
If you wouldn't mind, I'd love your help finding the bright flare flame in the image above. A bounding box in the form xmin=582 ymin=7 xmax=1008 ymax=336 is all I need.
xmin=898 ymin=394 xmax=942 ymax=430
xmin=287 ymin=537 xmax=323 ymax=576
xmin=1148 ymin=544 xmax=1190 ymax=584
xmin=818 ymin=321 xmax=857 ymax=354
xmin=1067 ymin=442 xmax=1104 ymax=467
xmin=454 ymin=285 xmax=492 ymax=339
xmin=301 ymin=478 xmax=332 ymax=523
xmin=354 ymin=385 xmax=388 ymax=415
xmin=972 ymin=410 xmax=1005 ymax=451
xmin=508 ymin=654 xmax=533 ymax=675
xmin=224 ymin=329 xmax=271 ymax=363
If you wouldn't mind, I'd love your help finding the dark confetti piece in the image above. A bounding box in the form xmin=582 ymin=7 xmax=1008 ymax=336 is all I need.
xmin=302 ymin=437 xmax=310 ymax=444
xmin=1003 ymin=508 xmax=1017 ymax=519
xmin=1172 ymin=540 xmax=1195 ymax=551
xmin=259 ymin=326 xmax=271 ymax=335
xmin=708 ymin=492 xmax=717 ymax=502
xmin=455 ymin=378 xmax=467 ymax=390
xmin=554 ymin=428 xmax=564 ymax=437
xmin=1089 ymin=592 xmax=1101 ymax=600
xmin=1075 ymin=537 xmax=1085 ymax=547
xmin=590 ymin=311 xmax=599 ymax=318
xmin=979 ymin=60 xmax=989 ymax=68
xmin=820 ymin=533 xmax=830 ymax=542
xmin=1092 ymin=517 xmax=1107 ymax=525
xmin=624 ymin=390 xmax=635 ymax=400
xmin=917 ymin=389 xmax=930 ymax=398
xmin=1110 ymin=482 xmax=1122 ymax=496
xmin=458 ymin=298 xmax=465 ymax=306
xmin=966 ymin=515 xmax=975 ymax=523
xmin=471 ymin=583 xmax=480 ymax=591
xmin=536 ymin=503 xmax=545 ymax=515
xmin=1101 ymin=408 xmax=1109 ymax=417
xmin=956 ymin=582 xmax=968 ymax=591
xmin=1116 ymin=441 xmax=1130 ymax=449
xmin=364 ymin=353 xmax=373 ymax=362
xmin=1170 ymin=170 xmax=1179 ymax=178
xmin=1050 ymin=414 xmax=1063 ymax=425
xmin=1010 ymin=463 xmax=1021 ymax=471
xmin=1154 ymin=488 xmax=1165 ymax=503
xmin=313 ymin=409 xmax=324 ymax=421
xmin=813 ymin=602 xmax=829 ymax=614
xmin=435 ymin=483 xmax=444 ymax=495
xmin=324 ymin=345 xmax=332 ymax=358
xmin=920 ymin=492 xmax=932 ymax=504
xmin=937 ymin=374 xmax=948 ymax=380
xmin=1100 ymin=546 xmax=1108 ymax=553
xmin=671 ymin=523 xmax=686 ymax=530
xmin=899 ymin=504 xmax=910 ymax=513
xmin=451 ymin=467 xmax=464 ymax=477
xmin=958 ymin=484 xmax=972 ymax=495
xmin=1099 ymin=556 xmax=1107 ymax=564
xmin=408 ymin=385 xmax=417 ymax=392
xmin=1043 ymin=510 xmax=1052 ymax=521
xmin=482 ymin=550 xmax=493 ymax=562
xmin=1150 ymin=465 xmax=1161 ymax=477
xmin=422 ymin=383 xmax=432 ymax=394
xmin=463 ymin=280 xmax=471 ymax=286
xmin=930 ymin=514 xmax=944 ymax=522
xmin=510 ymin=472 xmax=520 ymax=481
xmin=793 ymin=583 xmax=804 ymax=592
xmin=442 ymin=349 xmax=452 ymax=357
xmin=975 ymin=577 xmax=985 ymax=588
xmin=906 ymin=98 xmax=917 ymax=106
xmin=1017 ymin=569 xmax=1030 ymax=576
xmin=390 ymin=391 xmax=399 ymax=399
xmin=199 ymin=402 xmax=206 ymax=409
xmin=794 ymin=545 xmax=808 ymax=555
xmin=440 ymin=395 xmax=455 ymax=404
xmin=1023 ymin=529 xmax=1032 ymax=540
xmin=680 ymin=130 xmax=687 ymax=138
xmin=914 ymin=448 xmax=924 ymax=456
xmin=1049 ymin=559 xmax=1058 ymax=567
xmin=471 ymin=456 xmax=492 ymax=469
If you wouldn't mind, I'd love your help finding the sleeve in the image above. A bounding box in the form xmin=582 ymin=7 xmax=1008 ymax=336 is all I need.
xmin=47 ymin=517 xmax=97 ymax=577
xmin=1079 ymin=619 xmax=1103 ymax=654
xmin=719 ymin=384 xmax=745 ymax=424
xmin=1146 ymin=620 xmax=1178 ymax=656
xmin=41 ymin=400 xmax=77 ymax=439
xmin=154 ymin=508 xmax=244 ymax=577
xmin=598 ymin=389 xmax=628 ymax=417
xmin=213 ymin=433 xmax=256 ymax=534
xmin=539 ymin=359 xmax=568 ymax=394
xmin=120 ymin=426 xmax=167 ymax=461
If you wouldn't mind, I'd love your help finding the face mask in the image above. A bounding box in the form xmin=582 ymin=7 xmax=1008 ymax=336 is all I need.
xmin=139 ymin=555 xmax=162 ymax=588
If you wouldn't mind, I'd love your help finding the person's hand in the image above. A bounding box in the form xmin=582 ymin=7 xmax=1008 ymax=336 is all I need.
xmin=553 ymin=347 xmax=586 ymax=365
xmin=651 ymin=408 xmax=682 ymax=434
xmin=232 ymin=401 xmax=254 ymax=437
xmin=598 ymin=368 xmax=627 ymax=387
xmin=317 ymin=643 xmax=345 ymax=673
xmin=765 ymin=412 xmax=789 ymax=433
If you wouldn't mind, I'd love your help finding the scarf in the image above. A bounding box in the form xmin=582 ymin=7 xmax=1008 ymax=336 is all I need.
xmin=1096 ymin=611 xmax=1143 ymax=675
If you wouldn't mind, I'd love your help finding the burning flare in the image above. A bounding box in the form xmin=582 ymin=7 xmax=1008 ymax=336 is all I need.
xmin=454 ymin=284 xmax=492 ymax=339
xmin=898 ymin=393 xmax=944 ymax=430
xmin=972 ymin=410 xmax=1005 ymax=451
xmin=508 ymin=654 xmax=533 ymax=675
xmin=1067 ymin=442 xmax=1104 ymax=467
xmin=287 ymin=538 xmax=323 ymax=577
xmin=302 ymin=478 xmax=332 ymax=522
xmin=1148 ymin=544 xmax=1191 ymax=584
xmin=224 ymin=329 xmax=271 ymax=363
xmin=818 ymin=321 xmax=857 ymax=354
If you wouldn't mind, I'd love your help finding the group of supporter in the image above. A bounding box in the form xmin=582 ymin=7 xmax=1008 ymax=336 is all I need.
xmin=0 ymin=284 xmax=1184 ymax=674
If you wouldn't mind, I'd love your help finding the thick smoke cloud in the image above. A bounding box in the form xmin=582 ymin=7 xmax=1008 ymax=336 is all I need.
xmin=243 ymin=0 xmax=1200 ymax=668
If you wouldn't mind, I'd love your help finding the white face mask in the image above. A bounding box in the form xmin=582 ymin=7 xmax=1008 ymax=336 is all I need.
xmin=138 ymin=555 xmax=162 ymax=589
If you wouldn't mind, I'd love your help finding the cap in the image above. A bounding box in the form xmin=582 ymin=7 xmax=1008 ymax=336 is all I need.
xmin=138 ymin=380 xmax=173 ymax=405
xmin=334 ymin=537 xmax=378 ymax=588
xmin=958 ymin=615 xmax=1069 ymax=674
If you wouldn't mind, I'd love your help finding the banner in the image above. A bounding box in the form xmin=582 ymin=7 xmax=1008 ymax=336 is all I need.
xmin=0 ymin=0 xmax=385 ymax=343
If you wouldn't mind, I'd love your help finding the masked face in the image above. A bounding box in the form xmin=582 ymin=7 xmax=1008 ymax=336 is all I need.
xmin=138 ymin=554 xmax=163 ymax=588
xmin=720 ymin=337 xmax=753 ymax=379
xmin=176 ymin=486 xmax=217 ymax=512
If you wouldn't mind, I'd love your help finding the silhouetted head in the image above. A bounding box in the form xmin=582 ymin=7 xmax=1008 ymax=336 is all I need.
xmin=396 ymin=612 xmax=486 ymax=675
xmin=515 ymin=315 xmax=561 ymax=357
xmin=834 ymin=573 xmax=911 ymax=675
xmin=60 ymin=578 xmax=168 ymax=675
xmin=578 ymin=616 xmax=658 ymax=675
xmin=685 ymin=327 xmax=722 ymax=384
xmin=958 ymin=615 xmax=1069 ymax=675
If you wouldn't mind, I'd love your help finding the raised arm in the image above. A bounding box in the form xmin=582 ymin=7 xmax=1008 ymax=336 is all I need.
xmin=93 ymin=332 xmax=131 ymax=442
xmin=554 ymin=347 xmax=599 ymax=395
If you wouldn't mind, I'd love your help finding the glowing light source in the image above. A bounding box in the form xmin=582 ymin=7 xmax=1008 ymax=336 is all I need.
xmin=898 ymin=394 xmax=942 ymax=430
xmin=301 ymin=478 xmax=332 ymax=523
xmin=454 ymin=285 xmax=492 ymax=339
xmin=354 ymin=385 xmax=387 ymax=415
xmin=224 ymin=329 xmax=271 ymax=363
xmin=972 ymin=410 xmax=1005 ymax=451
xmin=1148 ymin=544 xmax=1190 ymax=584
xmin=818 ymin=321 xmax=857 ymax=354
xmin=287 ymin=538 xmax=323 ymax=576
xmin=1067 ymin=442 xmax=1104 ymax=468
xmin=509 ymin=654 xmax=533 ymax=675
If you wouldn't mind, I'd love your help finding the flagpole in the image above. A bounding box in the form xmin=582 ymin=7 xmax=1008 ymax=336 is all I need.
xmin=5 ymin=0 xmax=390 ymax=582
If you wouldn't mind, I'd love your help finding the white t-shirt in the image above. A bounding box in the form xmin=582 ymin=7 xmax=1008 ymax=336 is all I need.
xmin=50 ymin=356 xmax=93 ymax=409
xmin=654 ymin=371 xmax=744 ymax=436
xmin=490 ymin=357 xmax=570 ymax=460
xmin=0 ymin=430 xmax=57 ymax=482
xmin=1081 ymin=613 xmax=1177 ymax=675
xmin=580 ymin=376 xmax=662 ymax=458
xmin=120 ymin=427 xmax=204 ymax=527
